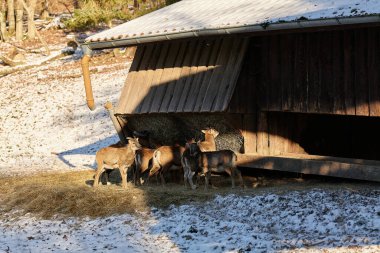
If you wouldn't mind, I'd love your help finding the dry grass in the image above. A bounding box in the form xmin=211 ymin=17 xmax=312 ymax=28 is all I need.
xmin=0 ymin=170 xmax=377 ymax=219
xmin=0 ymin=170 xmax=226 ymax=219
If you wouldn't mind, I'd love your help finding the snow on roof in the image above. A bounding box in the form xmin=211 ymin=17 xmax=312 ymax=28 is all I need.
xmin=84 ymin=0 xmax=380 ymax=48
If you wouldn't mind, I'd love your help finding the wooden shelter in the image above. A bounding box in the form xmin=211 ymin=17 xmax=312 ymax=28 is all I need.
xmin=81 ymin=0 xmax=380 ymax=182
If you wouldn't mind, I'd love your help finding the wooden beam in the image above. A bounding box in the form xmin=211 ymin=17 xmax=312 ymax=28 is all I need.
xmin=242 ymin=113 xmax=257 ymax=154
xmin=104 ymin=102 xmax=126 ymax=144
xmin=237 ymin=154 xmax=380 ymax=182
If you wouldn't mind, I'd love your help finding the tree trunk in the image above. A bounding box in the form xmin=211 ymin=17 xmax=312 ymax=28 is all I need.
xmin=15 ymin=0 xmax=23 ymax=40
xmin=20 ymin=0 xmax=49 ymax=54
xmin=26 ymin=0 xmax=35 ymax=39
xmin=0 ymin=0 xmax=8 ymax=41
xmin=150 ymin=0 xmax=156 ymax=8
xmin=133 ymin=0 xmax=139 ymax=9
xmin=40 ymin=0 xmax=48 ymax=20
xmin=7 ymin=0 xmax=15 ymax=34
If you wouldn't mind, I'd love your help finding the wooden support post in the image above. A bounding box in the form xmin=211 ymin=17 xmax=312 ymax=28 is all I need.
xmin=104 ymin=102 xmax=126 ymax=144
xmin=237 ymin=153 xmax=380 ymax=182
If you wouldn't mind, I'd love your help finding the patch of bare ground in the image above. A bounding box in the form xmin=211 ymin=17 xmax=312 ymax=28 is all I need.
xmin=32 ymin=51 xmax=132 ymax=82
xmin=1 ymin=30 xmax=69 ymax=55
xmin=57 ymin=51 xmax=132 ymax=77
xmin=23 ymin=30 xmax=69 ymax=49
xmin=45 ymin=0 xmax=78 ymax=14
xmin=0 ymin=169 xmax=378 ymax=219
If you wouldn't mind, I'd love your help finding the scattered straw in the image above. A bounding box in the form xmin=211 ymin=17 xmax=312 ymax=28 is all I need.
xmin=0 ymin=170 xmax=227 ymax=218
xmin=0 ymin=170 xmax=376 ymax=219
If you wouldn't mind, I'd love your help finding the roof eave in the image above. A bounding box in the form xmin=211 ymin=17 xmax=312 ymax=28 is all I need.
xmin=82 ymin=15 xmax=380 ymax=51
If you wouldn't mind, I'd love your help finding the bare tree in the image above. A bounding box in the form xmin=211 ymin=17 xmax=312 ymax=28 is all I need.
xmin=25 ymin=0 xmax=36 ymax=39
xmin=133 ymin=0 xmax=139 ymax=9
xmin=21 ymin=0 xmax=49 ymax=55
xmin=58 ymin=1 xmax=72 ymax=16
xmin=40 ymin=0 xmax=48 ymax=20
xmin=7 ymin=0 xmax=15 ymax=34
xmin=0 ymin=0 xmax=7 ymax=41
xmin=15 ymin=0 xmax=23 ymax=40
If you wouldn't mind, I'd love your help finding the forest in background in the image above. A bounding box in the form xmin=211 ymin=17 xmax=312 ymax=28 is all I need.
xmin=0 ymin=0 xmax=181 ymax=42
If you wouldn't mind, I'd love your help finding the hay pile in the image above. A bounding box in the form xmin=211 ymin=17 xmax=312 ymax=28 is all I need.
xmin=0 ymin=171 xmax=219 ymax=218
xmin=124 ymin=114 xmax=244 ymax=152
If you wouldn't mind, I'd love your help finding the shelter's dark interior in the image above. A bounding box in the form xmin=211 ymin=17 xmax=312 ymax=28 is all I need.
xmin=271 ymin=112 xmax=380 ymax=161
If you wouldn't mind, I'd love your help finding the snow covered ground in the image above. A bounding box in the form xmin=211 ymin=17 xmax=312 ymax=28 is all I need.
xmin=0 ymin=48 xmax=127 ymax=175
xmin=0 ymin=190 xmax=379 ymax=253
xmin=0 ymin=47 xmax=379 ymax=252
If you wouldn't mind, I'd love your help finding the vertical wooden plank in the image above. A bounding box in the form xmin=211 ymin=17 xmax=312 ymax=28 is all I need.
xmin=230 ymin=52 xmax=247 ymax=114
xmin=232 ymin=38 xmax=257 ymax=114
xmin=183 ymin=40 xmax=215 ymax=112
xmin=193 ymin=39 xmax=222 ymax=111
xmin=159 ymin=41 xmax=189 ymax=112
xmin=167 ymin=40 xmax=197 ymax=112
xmin=116 ymin=45 xmax=146 ymax=112
xmin=135 ymin=43 xmax=163 ymax=113
xmin=242 ymin=113 xmax=257 ymax=154
xmin=200 ymin=38 xmax=234 ymax=112
xmin=267 ymin=35 xmax=281 ymax=111
xmin=281 ymin=113 xmax=290 ymax=154
xmin=125 ymin=44 xmax=156 ymax=113
xmin=220 ymin=38 xmax=249 ymax=111
xmin=246 ymin=38 xmax=258 ymax=114
xmin=280 ymin=112 xmax=289 ymax=154
xmin=301 ymin=33 xmax=309 ymax=113
xmin=257 ymin=111 xmax=269 ymax=155
xmin=149 ymin=42 xmax=181 ymax=113
xmin=353 ymin=29 xmax=370 ymax=116
xmin=368 ymin=27 xmax=380 ymax=116
xmin=227 ymin=76 xmax=241 ymax=113
xmin=257 ymin=36 xmax=268 ymax=111
xmin=268 ymin=113 xmax=278 ymax=155
xmin=292 ymin=34 xmax=301 ymax=112
xmin=294 ymin=114 xmax=307 ymax=154
xmin=268 ymin=112 xmax=286 ymax=155
xmin=332 ymin=31 xmax=346 ymax=114
xmin=293 ymin=33 xmax=308 ymax=112
xmin=281 ymin=34 xmax=293 ymax=111
xmin=318 ymin=31 xmax=334 ymax=113
xmin=176 ymin=41 xmax=204 ymax=112
xmin=286 ymin=113 xmax=295 ymax=153
xmin=274 ymin=112 xmax=287 ymax=155
xmin=343 ymin=30 xmax=356 ymax=115
xmin=139 ymin=43 xmax=170 ymax=113
xmin=239 ymin=71 xmax=249 ymax=114
xmin=307 ymin=32 xmax=321 ymax=113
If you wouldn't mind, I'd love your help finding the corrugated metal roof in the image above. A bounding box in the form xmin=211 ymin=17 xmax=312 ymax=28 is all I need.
xmin=115 ymin=37 xmax=248 ymax=115
xmin=85 ymin=0 xmax=380 ymax=48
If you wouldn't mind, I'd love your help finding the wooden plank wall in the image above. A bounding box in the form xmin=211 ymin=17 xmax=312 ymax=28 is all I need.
xmin=242 ymin=110 xmax=380 ymax=161
xmin=229 ymin=26 xmax=380 ymax=116
xmin=244 ymin=112 xmax=306 ymax=156
xmin=116 ymin=37 xmax=248 ymax=115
